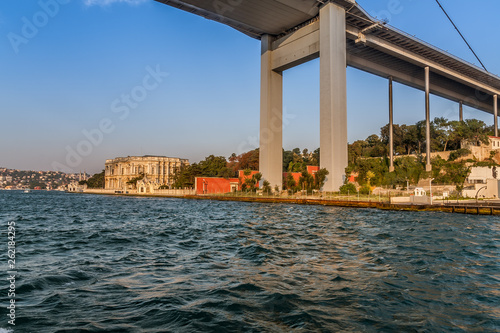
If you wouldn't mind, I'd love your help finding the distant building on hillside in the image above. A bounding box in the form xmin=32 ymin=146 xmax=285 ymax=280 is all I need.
xmin=105 ymin=156 xmax=189 ymax=191
xmin=461 ymin=136 xmax=500 ymax=161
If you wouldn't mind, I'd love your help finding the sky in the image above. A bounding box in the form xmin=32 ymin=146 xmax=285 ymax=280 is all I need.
xmin=1 ymin=0 xmax=499 ymax=174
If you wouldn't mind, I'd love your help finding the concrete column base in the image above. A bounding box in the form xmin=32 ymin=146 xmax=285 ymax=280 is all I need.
xmin=319 ymin=3 xmax=348 ymax=192
xmin=259 ymin=35 xmax=283 ymax=190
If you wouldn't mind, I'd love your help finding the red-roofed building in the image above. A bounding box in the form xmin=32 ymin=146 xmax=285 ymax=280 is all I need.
xmin=307 ymin=166 xmax=319 ymax=175
xmin=195 ymin=177 xmax=240 ymax=195
xmin=238 ymin=170 xmax=260 ymax=183
xmin=284 ymin=166 xmax=320 ymax=185
xmin=195 ymin=167 xmax=322 ymax=194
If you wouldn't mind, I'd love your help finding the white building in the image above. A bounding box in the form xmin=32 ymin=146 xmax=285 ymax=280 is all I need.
xmin=463 ymin=166 xmax=500 ymax=199
xmin=461 ymin=136 xmax=500 ymax=161
xmin=105 ymin=155 xmax=189 ymax=190
xmin=466 ymin=166 xmax=500 ymax=184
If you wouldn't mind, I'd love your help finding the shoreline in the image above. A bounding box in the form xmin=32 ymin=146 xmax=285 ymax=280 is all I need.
xmin=70 ymin=191 xmax=500 ymax=216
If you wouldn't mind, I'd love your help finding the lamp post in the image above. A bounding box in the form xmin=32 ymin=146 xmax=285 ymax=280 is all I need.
xmin=430 ymin=178 xmax=435 ymax=205
xmin=475 ymin=186 xmax=487 ymax=204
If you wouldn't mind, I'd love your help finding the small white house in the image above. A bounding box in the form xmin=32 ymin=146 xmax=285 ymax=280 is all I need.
xmin=414 ymin=187 xmax=426 ymax=196
xmin=410 ymin=187 xmax=430 ymax=204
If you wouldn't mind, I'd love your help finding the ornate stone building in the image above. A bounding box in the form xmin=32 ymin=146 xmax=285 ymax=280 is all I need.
xmin=105 ymin=156 xmax=189 ymax=190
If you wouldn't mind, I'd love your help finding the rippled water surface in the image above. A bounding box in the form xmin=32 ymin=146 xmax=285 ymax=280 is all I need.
xmin=0 ymin=191 xmax=499 ymax=332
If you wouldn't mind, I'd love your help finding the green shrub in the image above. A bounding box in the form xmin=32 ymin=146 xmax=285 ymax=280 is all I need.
xmin=448 ymin=149 xmax=470 ymax=161
xmin=339 ymin=183 xmax=356 ymax=194
xmin=359 ymin=185 xmax=371 ymax=195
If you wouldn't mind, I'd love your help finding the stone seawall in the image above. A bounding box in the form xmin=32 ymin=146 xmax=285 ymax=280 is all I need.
xmin=70 ymin=191 xmax=500 ymax=216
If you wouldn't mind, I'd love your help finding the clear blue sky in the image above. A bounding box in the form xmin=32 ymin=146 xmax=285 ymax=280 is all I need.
xmin=1 ymin=0 xmax=499 ymax=174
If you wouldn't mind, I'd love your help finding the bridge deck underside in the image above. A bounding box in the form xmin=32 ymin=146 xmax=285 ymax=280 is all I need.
xmin=155 ymin=0 xmax=500 ymax=114
xmin=155 ymin=0 xmax=321 ymax=38
xmin=346 ymin=40 xmax=495 ymax=113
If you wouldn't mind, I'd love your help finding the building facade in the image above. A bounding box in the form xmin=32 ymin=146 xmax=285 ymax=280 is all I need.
xmin=105 ymin=156 xmax=189 ymax=190
xmin=194 ymin=166 xmax=321 ymax=195
xmin=461 ymin=136 xmax=500 ymax=161
xmin=195 ymin=177 xmax=240 ymax=195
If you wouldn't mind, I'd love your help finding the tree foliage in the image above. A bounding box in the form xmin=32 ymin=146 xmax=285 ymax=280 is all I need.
xmin=228 ymin=149 xmax=259 ymax=174
xmin=241 ymin=171 xmax=262 ymax=192
xmin=314 ymin=168 xmax=329 ymax=190
xmin=173 ymin=155 xmax=232 ymax=188
xmin=86 ymin=170 xmax=105 ymax=188
xmin=339 ymin=182 xmax=356 ymax=194
xmin=373 ymin=117 xmax=491 ymax=158
xmin=283 ymin=147 xmax=319 ymax=172
xmin=126 ymin=172 xmax=144 ymax=188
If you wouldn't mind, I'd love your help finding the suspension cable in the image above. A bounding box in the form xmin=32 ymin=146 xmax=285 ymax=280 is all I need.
xmin=435 ymin=0 xmax=488 ymax=72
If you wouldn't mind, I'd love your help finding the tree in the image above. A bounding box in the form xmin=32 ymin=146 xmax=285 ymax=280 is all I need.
xmin=283 ymin=149 xmax=294 ymax=172
xmin=348 ymin=140 xmax=364 ymax=164
xmin=432 ymin=117 xmax=452 ymax=151
xmin=415 ymin=120 xmax=427 ymax=154
xmin=339 ymin=183 xmax=356 ymax=194
xmin=447 ymin=162 xmax=471 ymax=192
xmin=242 ymin=171 xmax=262 ymax=192
xmin=228 ymin=149 xmax=259 ymax=174
xmin=127 ymin=173 xmax=144 ymax=188
xmin=285 ymin=173 xmax=296 ymax=190
xmin=86 ymin=170 xmax=105 ymax=188
xmin=366 ymin=171 xmax=375 ymax=186
xmin=253 ymin=172 xmax=262 ymax=184
xmin=298 ymin=170 xmax=314 ymax=191
xmin=311 ymin=148 xmax=320 ymax=166
xmin=172 ymin=163 xmax=199 ymax=188
xmin=262 ymin=180 xmax=271 ymax=193
xmin=198 ymin=155 xmax=229 ymax=177
xmin=399 ymin=156 xmax=425 ymax=184
xmin=314 ymin=168 xmax=329 ymax=190
xmin=381 ymin=123 xmax=406 ymax=155
xmin=402 ymin=124 xmax=419 ymax=155
xmin=452 ymin=119 xmax=489 ymax=147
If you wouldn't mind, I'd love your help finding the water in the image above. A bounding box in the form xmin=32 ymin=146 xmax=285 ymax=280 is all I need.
xmin=0 ymin=191 xmax=498 ymax=332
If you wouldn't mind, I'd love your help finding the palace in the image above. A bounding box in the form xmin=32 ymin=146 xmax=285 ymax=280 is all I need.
xmin=105 ymin=156 xmax=189 ymax=190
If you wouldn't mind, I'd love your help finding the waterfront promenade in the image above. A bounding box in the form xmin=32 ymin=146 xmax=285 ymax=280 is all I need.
xmin=74 ymin=189 xmax=500 ymax=216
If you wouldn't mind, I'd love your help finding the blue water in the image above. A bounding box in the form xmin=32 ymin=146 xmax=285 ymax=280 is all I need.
xmin=0 ymin=191 xmax=499 ymax=332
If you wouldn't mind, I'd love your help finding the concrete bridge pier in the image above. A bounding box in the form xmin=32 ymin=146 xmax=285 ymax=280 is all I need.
xmin=259 ymin=2 xmax=348 ymax=192
xmin=494 ymin=94 xmax=498 ymax=137
xmin=319 ymin=2 xmax=348 ymax=192
xmin=389 ymin=77 xmax=394 ymax=173
xmin=425 ymin=66 xmax=432 ymax=172
xmin=260 ymin=35 xmax=283 ymax=190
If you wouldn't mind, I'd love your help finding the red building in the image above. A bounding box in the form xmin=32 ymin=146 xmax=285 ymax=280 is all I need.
xmin=195 ymin=167 xmax=321 ymax=195
xmin=195 ymin=177 xmax=240 ymax=195
xmin=238 ymin=170 xmax=260 ymax=183
xmin=284 ymin=166 xmax=320 ymax=184
xmin=307 ymin=165 xmax=319 ymax=175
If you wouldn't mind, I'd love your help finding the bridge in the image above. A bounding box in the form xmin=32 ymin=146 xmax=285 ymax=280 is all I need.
xmin=155 ymin=0 xmax=500 ymax=191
